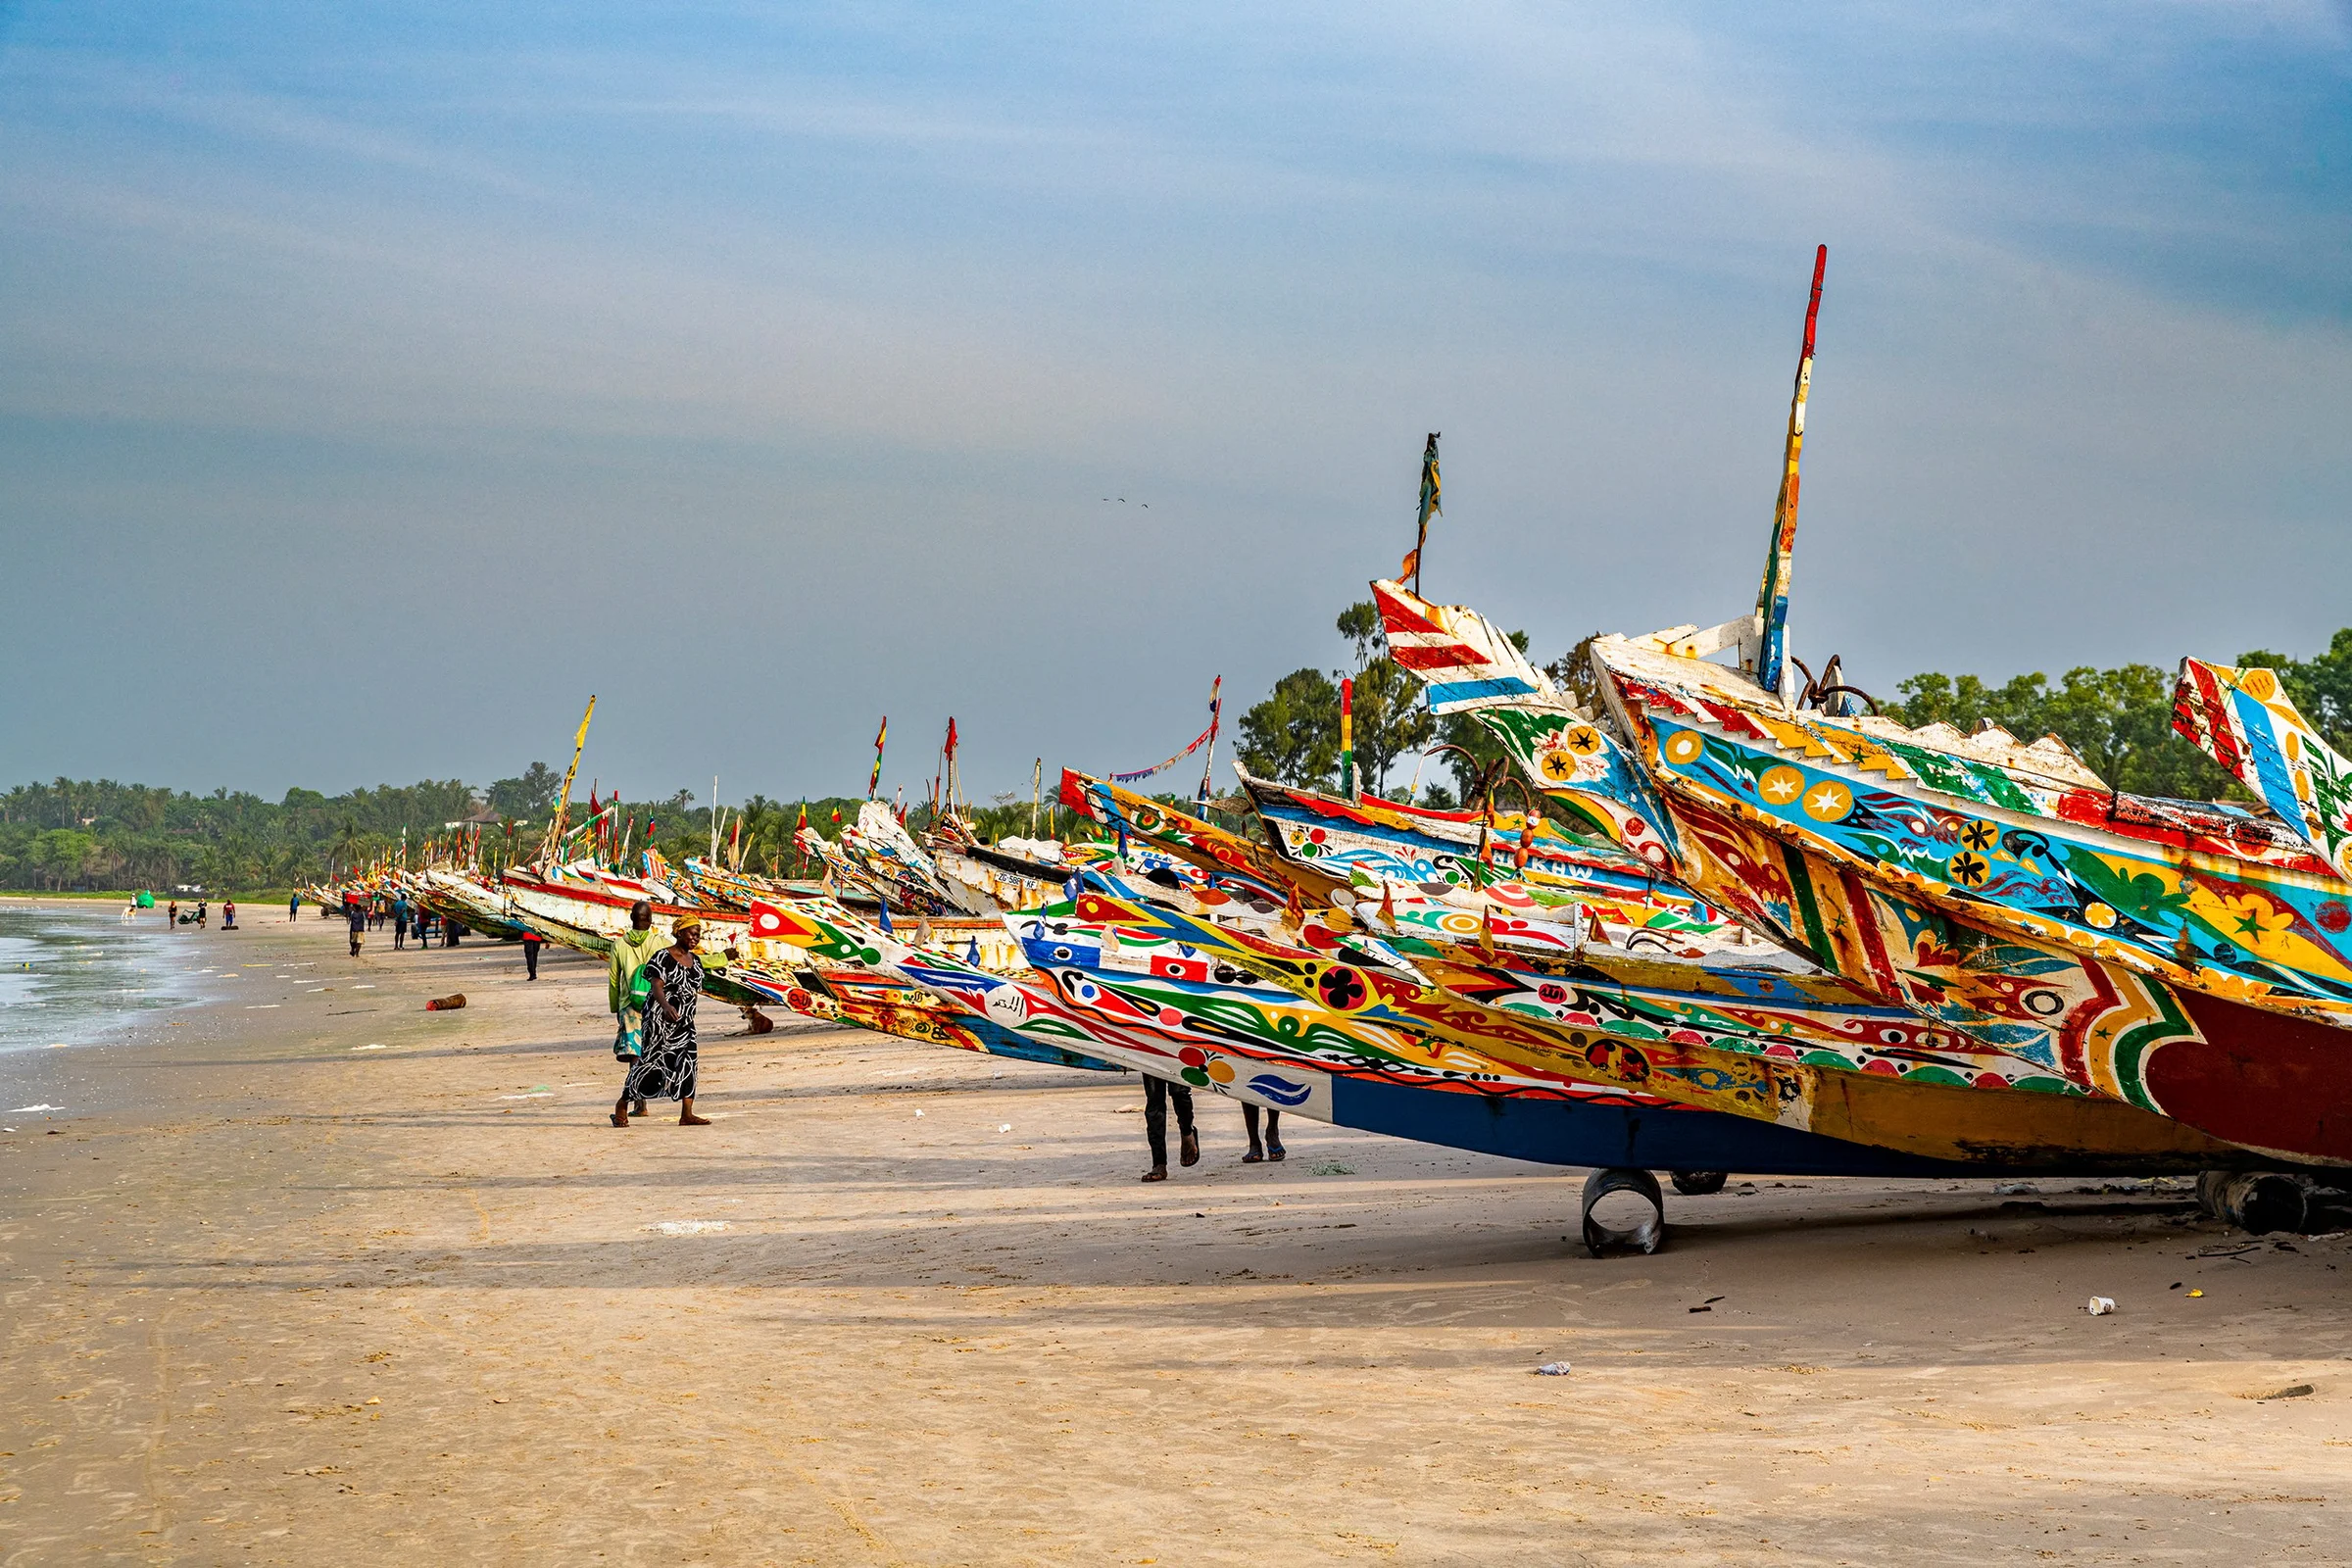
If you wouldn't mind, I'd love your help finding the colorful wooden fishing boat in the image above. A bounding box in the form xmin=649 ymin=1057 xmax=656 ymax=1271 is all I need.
xmin=1239 ymin=766 xmax=1766 ymax=957
xmin=1054 ymin=770 xmax=2257 ymax=1171
xmin=742 ymin=894 xmax=2147 ymax=1178
xmin=1372 ymin=257 xmax=2352 ymax=1163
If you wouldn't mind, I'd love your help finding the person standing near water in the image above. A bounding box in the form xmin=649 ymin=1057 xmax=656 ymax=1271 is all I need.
xmin=222 ymin=899 xmax=237 ymax=930
xmin=607 ymin=901 xmax=663 ymax=1116
xmin=287 ymin=891 xmax=300 ymax=922
xmin=168 ymin=899 xmax=179 ymax=928
xmin=195 ymin=900 xmax=207 ymax=929
xmin=614 ymin=917 xmax=711 ymax=1127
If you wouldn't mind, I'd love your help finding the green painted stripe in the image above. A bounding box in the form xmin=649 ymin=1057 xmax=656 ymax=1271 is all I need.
xmin=1781 ymin=840 xmax=1837 ymax=974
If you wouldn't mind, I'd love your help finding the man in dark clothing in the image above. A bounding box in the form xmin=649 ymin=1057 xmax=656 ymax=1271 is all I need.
xmin=345 ymin=899 xmax=367 ymax=957
xmin=1140 ymin=1073 xmax=1199 ymax=1182
xmin=522 ymin=930 xmax=543 ymax=980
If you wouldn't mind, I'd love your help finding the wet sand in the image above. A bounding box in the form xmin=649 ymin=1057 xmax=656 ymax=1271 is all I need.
xmin=2 ymin=909 xmax=2348 ymax=1564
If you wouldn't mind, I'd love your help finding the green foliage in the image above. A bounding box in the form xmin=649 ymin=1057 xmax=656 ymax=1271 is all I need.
xmin=1234 ymin=602 xmax=1439 ymax=797
xmin=1892 ymin=663 xmax=2233 ymax=799
xmin=487 ymin=762 xmax=560 ymax=821
xmin=1 ymin=774 xmax=498 ymax=894
xmin=1237 ymin=667 xmax=1343 ymax=790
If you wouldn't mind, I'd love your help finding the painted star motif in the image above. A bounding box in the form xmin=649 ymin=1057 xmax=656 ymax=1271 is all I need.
xmin=1763 ymin=774 xmax=1801 ymax=802
xmin=1806 ymin=785 xmax=1848 ymax=816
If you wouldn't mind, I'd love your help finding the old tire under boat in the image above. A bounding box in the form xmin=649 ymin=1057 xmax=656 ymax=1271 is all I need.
xmin=1581 ymin=1167 xmax=1666 ymax=1257
xmin=2196 ymin=1169 xmax=2308 ymax=1235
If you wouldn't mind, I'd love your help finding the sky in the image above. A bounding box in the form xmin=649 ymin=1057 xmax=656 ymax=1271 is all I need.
xmin=3 ymin=0 xmax=2348 ymax=807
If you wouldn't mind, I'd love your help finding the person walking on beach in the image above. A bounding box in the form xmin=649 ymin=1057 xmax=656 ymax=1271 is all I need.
xmin=222 ymin=899 xmax=237 ymax=930
xmin=614 ymin=917 xmax=711 ymax=1127
xmin=195 ymin=900 xmax=208 ymax=929
xmin=1140 ymin=1072 xmax=1199 ymax=1182
xmin=287 ymin=892 xmax=301 ymax=922
xmin=1242 ymin=1103 xmax=1285 ymax=1163
xmin=391 ymin=893 xmax=412 ymax=952
xmin=608 ymin=901 xmax=663 ymax=1116
xmin=522 ymin=928 xmax=544 ymax=981
xmin=344 ymin=897 xmax=367 ymax=957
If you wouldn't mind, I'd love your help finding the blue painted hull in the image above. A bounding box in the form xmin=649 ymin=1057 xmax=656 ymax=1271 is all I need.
xmin=1333 ymin=1076 xmax=2030 ymax=1178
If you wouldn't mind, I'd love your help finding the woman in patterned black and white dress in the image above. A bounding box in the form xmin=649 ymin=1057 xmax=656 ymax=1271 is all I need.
xmin=612 ymin=918 xmax=712 ymax=1127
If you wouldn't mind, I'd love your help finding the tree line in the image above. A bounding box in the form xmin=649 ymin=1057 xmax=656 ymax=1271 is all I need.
xmin=0 ymin=761 xmax=1090 ymax=896
xmin=12 ymin=620 xmax=2347 ymax=894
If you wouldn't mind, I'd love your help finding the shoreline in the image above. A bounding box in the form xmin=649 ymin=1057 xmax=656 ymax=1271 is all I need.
xmin=2 ymin=915 xmax=2348 ymax=1562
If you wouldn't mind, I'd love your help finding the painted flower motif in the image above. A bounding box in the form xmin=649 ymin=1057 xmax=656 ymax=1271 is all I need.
xmin=1958 ymin=819 xmax=1999 ymax=853
xmin=2082 ymin=902 xmax=2118 ymax=930
xmin=1315 ymin=965 xmax=1369 ymax=1010
xmin=1947 ymin=852 xmax=1991 ymax=888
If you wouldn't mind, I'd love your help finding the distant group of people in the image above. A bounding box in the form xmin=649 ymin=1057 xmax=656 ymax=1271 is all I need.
xmin=339 ymin=891 xmax=475 ymax=957
xmin=154 ymin=897 xmax=235 ymax=930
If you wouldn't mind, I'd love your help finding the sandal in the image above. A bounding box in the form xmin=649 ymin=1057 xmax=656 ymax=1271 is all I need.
xmin=1268 ymin=1143 xmax=1286 ymax=1161
xmin=1180 ymin=1130 xmax=1200 ymax=1167
xmin=610 ymin=1112 xmax=630 ymax=1127
xmin=1141 ymin=1166 xmax=1168 ymax=1183
xmin=1242 ymin=1151 xmax=1265 ymax=1163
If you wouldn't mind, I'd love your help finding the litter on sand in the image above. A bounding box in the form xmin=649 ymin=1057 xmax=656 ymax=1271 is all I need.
xmin=352 ymin=1044 xmax=385 ymax=1052
xmin=2087 ymin=1297 xmax=2117 ymax=1315
xmin=646 ymin=1220 xmax=730 ymax=1236
xmin=1532 ymin=1361 xmax=1572 ymax=1376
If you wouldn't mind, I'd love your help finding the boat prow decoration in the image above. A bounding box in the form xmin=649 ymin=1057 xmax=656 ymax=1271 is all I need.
xmin=2175 ymin=657 xmax=2352 ymax=880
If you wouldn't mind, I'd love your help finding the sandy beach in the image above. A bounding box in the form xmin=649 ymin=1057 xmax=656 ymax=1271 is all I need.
xmin=3 ymin=904 xmax=2348 ymax=1565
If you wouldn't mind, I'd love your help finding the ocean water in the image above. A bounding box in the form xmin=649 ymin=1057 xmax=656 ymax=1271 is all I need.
xmin=0 ymin=902 xmax=206 ymax=1060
